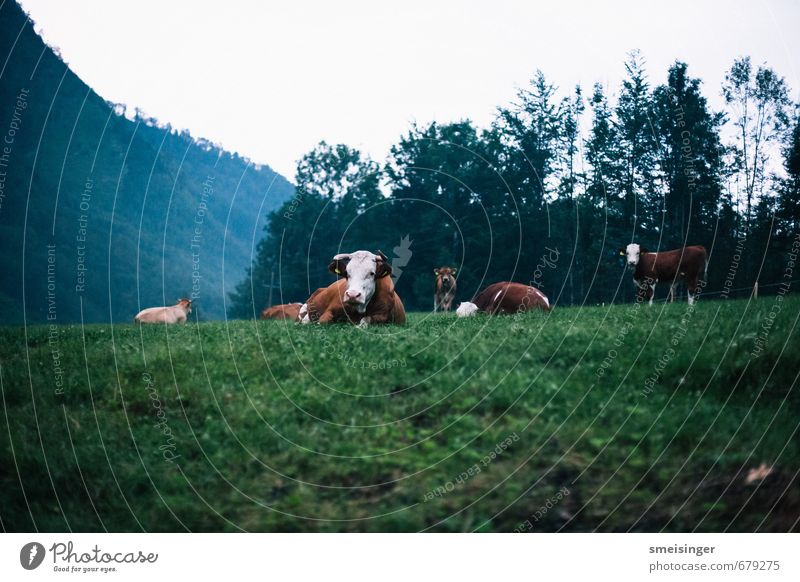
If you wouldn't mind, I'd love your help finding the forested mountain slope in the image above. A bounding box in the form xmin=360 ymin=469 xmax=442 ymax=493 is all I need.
xmin=0 ymin=0 xmax=293 ymax=323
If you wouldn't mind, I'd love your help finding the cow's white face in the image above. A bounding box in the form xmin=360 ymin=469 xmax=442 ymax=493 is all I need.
xmin=456 ymin=302 xmax=479 ymax=317
xmin=298 ymin=303 xmax=310 ymax=324
xmin=624 ymin=243 xmax=641 ymax=267
xmin=329 ymin=250 xmax=391 ymax=314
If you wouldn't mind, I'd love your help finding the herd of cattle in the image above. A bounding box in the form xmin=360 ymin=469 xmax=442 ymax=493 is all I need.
xmin=133 ymin=244 xmax=709 ymax=325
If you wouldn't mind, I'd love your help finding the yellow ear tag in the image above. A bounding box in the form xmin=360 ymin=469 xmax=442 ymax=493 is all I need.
xmin=335 ymin=268 xmax=341 ymax=274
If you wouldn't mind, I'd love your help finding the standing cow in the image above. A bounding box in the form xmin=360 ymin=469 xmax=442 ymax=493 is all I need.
xmin=456 ymin=281 xmax=551 ymax=317
xmin=619 ymin=244 xmax=708 ymax=305
xmin=434 ymin=267 xmax=457 ymax=312
xmin=134 ymin=298 xmax=193 ymax=324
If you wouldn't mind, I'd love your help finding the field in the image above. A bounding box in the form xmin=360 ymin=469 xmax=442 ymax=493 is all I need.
xmin=1 ymin=298 xmax=799 ymax=532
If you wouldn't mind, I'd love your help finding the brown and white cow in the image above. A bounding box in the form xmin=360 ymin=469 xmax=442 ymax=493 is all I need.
xmin=619 ymin=244 xmax=708 ymax=305
xmin=298 ymin=250 xmax=406 ymax=326
xmin=261 ymin=302 xmax=302 ymax=321
xmin=134 ymin=298 xmax=193 ymax=324
xmin=456 ymin=281 xmax=551 ymax=317
xmin=434 ymin=267 xmax=457 ymax=312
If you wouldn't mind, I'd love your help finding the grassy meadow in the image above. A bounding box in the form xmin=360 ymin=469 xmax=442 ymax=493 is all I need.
xmin=1 ymin=298 xmax=798 ymax=532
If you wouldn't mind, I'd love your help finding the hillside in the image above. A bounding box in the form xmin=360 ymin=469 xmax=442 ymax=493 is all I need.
xmin=0 ymin=0 xmax=293 ymax=324
xmin=1 ymin=300 xmax=797 ymax=532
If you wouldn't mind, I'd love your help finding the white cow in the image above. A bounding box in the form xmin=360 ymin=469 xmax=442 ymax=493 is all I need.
xmin=134 ymin=298 xmax=193 ymax=324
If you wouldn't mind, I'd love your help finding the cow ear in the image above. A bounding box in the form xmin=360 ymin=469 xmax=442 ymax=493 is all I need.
xmin=640 ymin=247 xmax=649 ymax=254
xmin=434 ymin=269 xmax=439 ymax=275
xmin=451 ymin=268 xmax=457 ymax=275
xmin=376 ymin=258 xmax=393 ymax=279
xmin=328 ymin=254 xmax=350 ymax=276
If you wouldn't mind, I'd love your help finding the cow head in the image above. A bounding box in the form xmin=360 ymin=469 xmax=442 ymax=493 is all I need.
xmin=298 ymin=303 xmax=310 ymax=324
xmin=619 ymin=243 xmax=648 ymax=268
xmin=328 ymin=250 xmax=392 ymax=313
xmin=177 ymin=298 xmax=193 ymax=314
xmin=434 ymin=267 xmax=457 ymax=290
xmin=456 ymin=302 xmax=479 ymax=317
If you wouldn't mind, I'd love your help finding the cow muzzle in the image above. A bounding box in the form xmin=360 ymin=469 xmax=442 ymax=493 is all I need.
xmin=344 ymin=289 xmax=363 ymax=303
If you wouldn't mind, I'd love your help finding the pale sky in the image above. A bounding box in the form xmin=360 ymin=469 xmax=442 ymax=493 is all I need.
xmin=17 ymin=0 xmax=800 ymax=181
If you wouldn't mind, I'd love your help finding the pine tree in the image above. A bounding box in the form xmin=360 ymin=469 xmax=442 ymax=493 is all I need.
xmin=652 ymin=61 xmax=725 ymax=248
xmin=558 ymin=85 xmax=585 ymax=201
xmin=553 ymin=86 xmax=585 ymax=302
xmin=616 ymin=50 xmax=660 ymax=236
xmin=497 ymin=70 xmax=561 ymax=207
xmin=581 ymin=83 xmax=624 ymax=301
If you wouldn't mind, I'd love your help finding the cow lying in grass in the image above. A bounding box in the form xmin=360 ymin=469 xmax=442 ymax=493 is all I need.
xmin=456 ymin=281 xmax=551 ymax=317
xmin=299 ymin=250 xmax=406 ymax=326
xmin=261 ymin=302 xmax=302 ymax=321
xmin=134 ymin=298 xmax=192 ymax=324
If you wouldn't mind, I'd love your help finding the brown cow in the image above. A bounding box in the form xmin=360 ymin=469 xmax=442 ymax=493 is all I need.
xmin=298 ymin=250 xmax=406 ymax=326
xmin=456 ymin=281 xmax=551 ymax=317
xmin=261 ymin=302 xmax=302 ymax=321
xmin=434 ymin=267 xmax=457 ymax=312
xmin=619 ymin=244 xmax=708 ymax=305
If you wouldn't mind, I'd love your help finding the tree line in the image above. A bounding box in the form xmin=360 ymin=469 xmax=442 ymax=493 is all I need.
xmin=230 ymin=52 xmax=800 ymax=316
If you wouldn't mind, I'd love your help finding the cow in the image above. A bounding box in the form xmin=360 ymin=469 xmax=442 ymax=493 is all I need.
xmin=619 ymin=243 xmax=708 ymax=305
xmin=434 ymin=267 xmax=457 ymax=312
xmin=299 ymin=250 xmax=406 ymax=326
xmin=134 ymin=298 xmax=192 ymax=324
xmin=456 ymin=281 xmax=551 ymax=317
xmin=261 ymin=302 xmax=302 ymax=321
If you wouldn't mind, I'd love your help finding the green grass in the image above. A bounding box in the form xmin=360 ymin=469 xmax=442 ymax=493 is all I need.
xmin=1 ymin=298 xmax=799 ymax=532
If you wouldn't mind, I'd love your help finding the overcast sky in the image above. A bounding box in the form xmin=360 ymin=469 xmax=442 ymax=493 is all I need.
xmin=17 ymin=0 xmax=800 ymax=181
